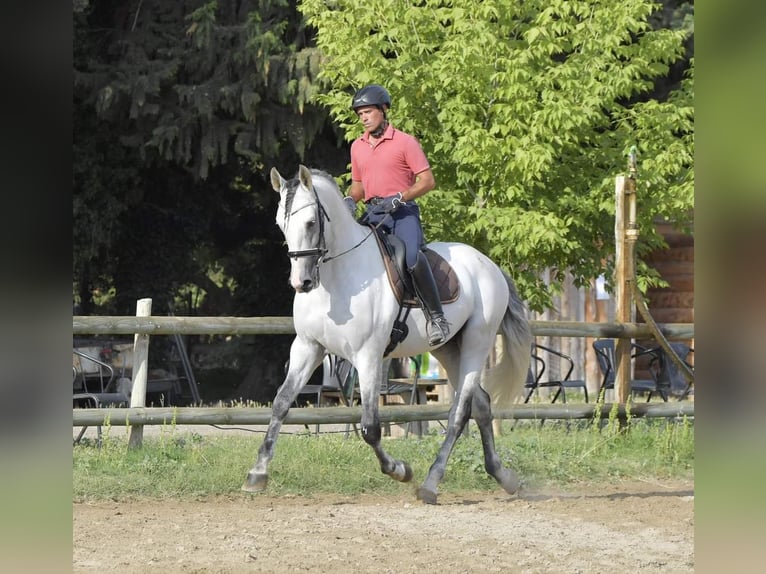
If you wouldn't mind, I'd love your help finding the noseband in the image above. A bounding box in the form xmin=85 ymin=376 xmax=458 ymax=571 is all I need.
xmin=284 ymin=184 xmax=330 ymax=286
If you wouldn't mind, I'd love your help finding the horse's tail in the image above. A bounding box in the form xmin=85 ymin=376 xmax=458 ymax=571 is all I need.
xmin=484 ymin=272 xmax=533 ymax=412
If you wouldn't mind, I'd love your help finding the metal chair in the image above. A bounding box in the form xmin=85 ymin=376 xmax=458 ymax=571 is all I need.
xmin=648 ymin=342 xmax=694 ymax=399
xmin=322 ymin=354 xmax=359 ymax=406
xmin=316 ymin=355 xmax=361 ymax=437
xmin=592 ymin=339 xmax=667 ymax=402
xmin=73 ymin=348 xmax=130 ymax=445
xmin=524 ymin=343 xmax=589 ymax=404
xmin=381 ymin=356 xmax=440 ymax=438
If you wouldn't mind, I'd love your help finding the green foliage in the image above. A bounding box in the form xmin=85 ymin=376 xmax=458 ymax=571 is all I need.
xmin=72 ymin=0 xmax=693 ymax=327
xmin=73 ymin=420 xmax=693 ymax=500
xmin=300 ymin=0 xmax=694 ymax=309
xmin=75 ymin=0 xmax=326 ymax=179
xmin=73 ymin=0 xmax=342 ymax=322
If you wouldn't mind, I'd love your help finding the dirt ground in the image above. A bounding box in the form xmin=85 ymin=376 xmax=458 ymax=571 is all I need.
xmin=73 ymin=477 xmax=694 ymax=573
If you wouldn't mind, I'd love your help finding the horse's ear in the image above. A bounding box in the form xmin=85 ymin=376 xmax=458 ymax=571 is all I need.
xmin=298 ymin=165 xmax=312 ymax=189
xmin=270 ymin=167 xmax=284 ymax=193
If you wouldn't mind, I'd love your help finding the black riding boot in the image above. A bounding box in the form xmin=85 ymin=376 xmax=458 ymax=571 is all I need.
xmin=409 ymin=251 xmax=450 ymax=346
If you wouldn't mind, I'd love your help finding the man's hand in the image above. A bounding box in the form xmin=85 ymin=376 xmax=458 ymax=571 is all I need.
xmin=374 ymin=192 xmax=404 ymax=215
xmin=343 ymin=196 xmax=356 ymax=217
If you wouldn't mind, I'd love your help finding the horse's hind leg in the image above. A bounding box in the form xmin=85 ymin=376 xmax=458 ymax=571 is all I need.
xmin=416 ymin=374 xmax=475 ymax=504
xmin=472 ymin=386 xmax=520 ymax=495
xmin=242 ymin=339 xmax=323 ymax=493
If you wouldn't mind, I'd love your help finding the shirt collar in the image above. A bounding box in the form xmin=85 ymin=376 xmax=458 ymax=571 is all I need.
xmin=361 ymin=123 xmax=394 ymax=143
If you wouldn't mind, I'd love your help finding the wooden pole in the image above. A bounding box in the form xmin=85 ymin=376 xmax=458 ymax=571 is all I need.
xmin=614 ymin=176 xmax=631 ymax=403
xmin=73 ymin=402 xmax=695 ymax=427
xmin=615 ymin=149 xmax=640 ymax=405
xmin=72 ymin=315 xmax=694 ymax=339
xmin=128 ymin=298 xmax=152 ymax=449
xmin=72 ymin=315 xmax=296 ymax=336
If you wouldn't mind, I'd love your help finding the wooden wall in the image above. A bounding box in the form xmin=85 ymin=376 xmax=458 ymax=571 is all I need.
xmin=636 ymin=222 xmax=695 ymax=378
xmin=531 ymin=273 xmax=608 ymax=399
xmin=643 ymin=222 xmax=695 ymax=325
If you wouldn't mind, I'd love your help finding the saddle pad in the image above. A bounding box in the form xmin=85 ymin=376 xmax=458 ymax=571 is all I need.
xmin=372 ymin=231 xmax=460 ymax=307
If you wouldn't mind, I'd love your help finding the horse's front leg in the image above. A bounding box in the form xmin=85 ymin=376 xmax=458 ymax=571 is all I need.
xmin=358 ymin=360 xmax=413 ymax=484
xmin=241 ymin=338 xmax=323 ymax=493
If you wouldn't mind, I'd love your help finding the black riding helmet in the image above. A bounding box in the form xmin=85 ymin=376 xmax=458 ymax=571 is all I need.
xmin=351 ymin=84 xmax=391 ymax=111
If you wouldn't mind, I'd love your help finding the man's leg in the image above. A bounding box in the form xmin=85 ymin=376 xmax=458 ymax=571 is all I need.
xmin=409 ymin=251 xmax=450 ymax=346
xmin=393 ymin=207 xmax=450 ymax=346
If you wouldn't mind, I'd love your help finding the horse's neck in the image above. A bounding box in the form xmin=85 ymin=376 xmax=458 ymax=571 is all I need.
xmin=336 ymin=220 xmax=374 ymax=253
xmin=322 ymin=200 xmax=372 ymax=252
xmin=322 ymin=221 xmax=386 ymax=290
xmin=314 ymin=187 xmax=384 ymax=273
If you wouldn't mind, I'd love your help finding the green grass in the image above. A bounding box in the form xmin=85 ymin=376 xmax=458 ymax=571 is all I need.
xmin=73 ymin=414 xmax=693 ymax=501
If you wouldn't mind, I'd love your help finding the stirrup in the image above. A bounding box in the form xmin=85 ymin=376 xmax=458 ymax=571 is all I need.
xmin=427 ymin=315 xmax=450 ymax=346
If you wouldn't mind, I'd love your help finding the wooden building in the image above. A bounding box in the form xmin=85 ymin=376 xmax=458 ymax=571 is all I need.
xmin=530 ymin=222 xmax=694 ymax=400
xmin=643 ymin=222 xmax=694 ymax=326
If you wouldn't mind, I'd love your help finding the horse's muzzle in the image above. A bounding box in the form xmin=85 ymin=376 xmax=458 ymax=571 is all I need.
xmin=293 ymin=279 xmax=315 ymax=293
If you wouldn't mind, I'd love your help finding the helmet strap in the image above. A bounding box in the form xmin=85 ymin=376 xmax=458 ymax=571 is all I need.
xmin=371 ymin=118 xmax=388 ymax=138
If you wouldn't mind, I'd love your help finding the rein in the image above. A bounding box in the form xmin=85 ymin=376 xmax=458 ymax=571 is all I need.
xmin=323 ymin=223 xmax=379 ymax=263
xmin=285 ymin=190 xmax=386 ymax=264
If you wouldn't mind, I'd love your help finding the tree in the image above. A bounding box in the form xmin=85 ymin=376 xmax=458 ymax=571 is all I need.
xmin=73 ymin=0 xmax=346 ymax=316
xmin=73 ymin=0 xmax=350 ymax=401
xmin=301 ymin=0 xmax=693 ymax=310
xmin=74 ymin=0 xmax=329 ymax=179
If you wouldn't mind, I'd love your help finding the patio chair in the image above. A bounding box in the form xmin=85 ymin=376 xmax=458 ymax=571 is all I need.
xmin=592 ymin=339 xmax=667 ymax=402
xmin=316 ymin=355 xmax=361 ymax=437
xmin=380 ymin=356 xmax=448 ymax=437
xmin=524 ymin=343 xmax=589 ymax=404
xmin=294 ymin=354 xmax=360 ymax=434
xmin=73 ymin=348 xmax=130 ymax=445
xmin=648 ymin=342 xmax=694 ymax=399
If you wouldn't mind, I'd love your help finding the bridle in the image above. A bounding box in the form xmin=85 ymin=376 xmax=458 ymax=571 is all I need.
xmin=285 ymin=201 xmax=329 ymax=261
xmin=283 ymin=182 xmax=384 ymax=282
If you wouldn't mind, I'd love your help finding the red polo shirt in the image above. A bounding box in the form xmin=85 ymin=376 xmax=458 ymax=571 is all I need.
xmin=350 ymin=124 xmax=431 ymax=201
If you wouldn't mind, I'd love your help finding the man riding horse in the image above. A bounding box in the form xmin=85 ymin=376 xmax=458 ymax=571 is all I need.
xmin=343 ymin=84 xmax=451 ymax=347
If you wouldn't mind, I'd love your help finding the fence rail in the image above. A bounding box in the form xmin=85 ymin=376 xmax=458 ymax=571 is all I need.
xmin=73 ymin=402 xmax=693 ymax=427
xmin=73 ymin=316 xmax=694 ymax=339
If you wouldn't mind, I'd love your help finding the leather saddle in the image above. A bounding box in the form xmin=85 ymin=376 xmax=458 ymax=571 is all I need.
xmin=369 ymin=226 xmax=460 ymax=307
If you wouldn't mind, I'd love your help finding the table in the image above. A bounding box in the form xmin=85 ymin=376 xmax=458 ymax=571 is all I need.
xmin=383 ymin=377 xmax=448 ymax=437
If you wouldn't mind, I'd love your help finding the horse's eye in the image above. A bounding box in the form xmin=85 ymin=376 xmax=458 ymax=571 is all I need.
xmin=306 ymin=220 xmax=316 ymax=229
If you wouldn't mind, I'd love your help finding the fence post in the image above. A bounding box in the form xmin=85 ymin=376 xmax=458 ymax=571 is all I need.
xmin=128 ymin=298 xmax=152 ymax=449
xmin=614 ymin=150 xmax=639 ymax=404
xmin=614 ymin=178 xmax=630 ymax=403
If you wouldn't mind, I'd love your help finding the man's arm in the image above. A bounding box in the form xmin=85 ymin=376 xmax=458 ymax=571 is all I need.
xmin=347 ymin=180 xmax=365 ymax=202
xmin=400 ymin=168 xmax=435 ymax=202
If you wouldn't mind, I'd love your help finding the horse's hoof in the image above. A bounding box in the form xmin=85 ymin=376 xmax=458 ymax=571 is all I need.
xmin=402 ymin=462 xmax=414 ymax=483
xmin=498 ymin=468 xmax=521 ymax=495
xmin=416 ymin=487 xmax=438 ymax=505
xmin=387 ymin=461 xmax=414 ymax=483
xmin=241 ymin=471 xmax=268 ymax=493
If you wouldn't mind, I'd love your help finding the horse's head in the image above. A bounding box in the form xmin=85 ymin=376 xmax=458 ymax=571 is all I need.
xmin=271 ymin=165 xmax=328 ymax=293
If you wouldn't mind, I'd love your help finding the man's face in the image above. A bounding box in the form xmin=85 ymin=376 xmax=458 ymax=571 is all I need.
xmin=355 ymin=105 xmax=386 ymax=133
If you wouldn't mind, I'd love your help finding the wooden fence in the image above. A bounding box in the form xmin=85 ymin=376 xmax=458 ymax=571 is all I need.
xmin=73 ymin=315 xmax=694 ymax=433
xmin=73 ymin=316 xmax=693 ymax=339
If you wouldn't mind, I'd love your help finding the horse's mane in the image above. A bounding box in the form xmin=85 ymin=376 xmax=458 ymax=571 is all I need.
xmin=308 ymin=169 xmax=343 ymax=199
xmin=283 ymin=168 xmax=341 ymax=215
